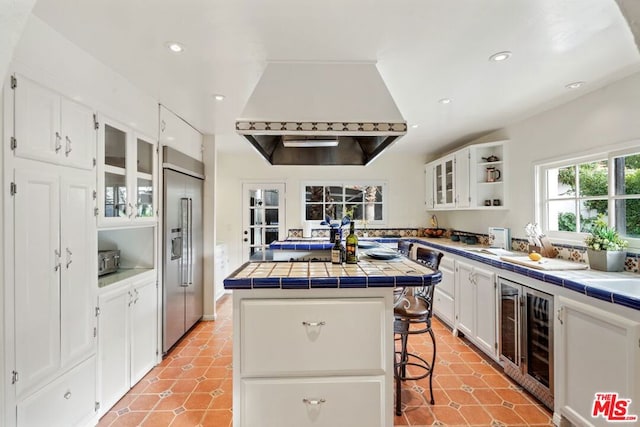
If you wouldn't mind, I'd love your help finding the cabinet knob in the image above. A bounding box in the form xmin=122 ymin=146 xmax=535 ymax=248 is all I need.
xmin=64 ymin=391 xmax=71 ymax=400
xmin=302 ymin=398 xmax=326 ymax=405
xmin=302 ymin=321 xmax=326 ymax=327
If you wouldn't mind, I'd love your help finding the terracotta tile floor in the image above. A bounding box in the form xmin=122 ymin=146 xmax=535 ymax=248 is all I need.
xmin=98 ymin=294 xmax=553 ymax=426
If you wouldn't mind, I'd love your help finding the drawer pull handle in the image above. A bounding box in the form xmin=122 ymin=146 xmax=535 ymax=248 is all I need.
xmin=64 ymin=391 xmax=72 ymax=400
xmin=302 ymin=398 xmax=326 ymax=405
xmin=302 ymin=321 xmax=326 ymax=327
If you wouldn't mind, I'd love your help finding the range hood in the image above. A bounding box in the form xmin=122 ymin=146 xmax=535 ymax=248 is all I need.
xmin=236 ymin=62 xmax=407 ymax=166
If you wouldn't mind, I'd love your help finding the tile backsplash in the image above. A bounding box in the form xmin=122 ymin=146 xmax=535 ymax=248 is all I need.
xmin=286 ymin=228 xmax=639 ymax=273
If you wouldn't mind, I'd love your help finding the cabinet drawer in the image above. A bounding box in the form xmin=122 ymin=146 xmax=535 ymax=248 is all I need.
xmin=240 ymin=298 xmax=386 ymax=376
xmin=17 ymin=356 xmax=96 ymax=427
xmin=433 ymin=288 xmax=454 ymax=327
xmin=241 ymin=377 xmax=384 ymax=427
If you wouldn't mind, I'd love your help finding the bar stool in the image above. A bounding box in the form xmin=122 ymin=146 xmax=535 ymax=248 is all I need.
xmin=397 ymin=240 xmax=413 ymax=257
xmin=394 ymin=247 xmax=443 ymax=415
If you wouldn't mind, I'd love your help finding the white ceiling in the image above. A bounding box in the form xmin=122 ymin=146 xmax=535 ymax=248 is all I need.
xmin=31 ymin=0 xmax=640 ymax=156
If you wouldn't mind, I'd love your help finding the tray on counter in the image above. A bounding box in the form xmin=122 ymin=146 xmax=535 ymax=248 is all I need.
xmin=500 ymin=255 xmax=589 ymax=271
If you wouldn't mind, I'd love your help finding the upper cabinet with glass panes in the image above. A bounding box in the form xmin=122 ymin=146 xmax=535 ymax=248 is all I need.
xmin=97 ymin=114 xmax=158 ymax=227
xmin=303 ymin=183 xmax=386 ymax=224
xmin=539 ymin=148 xmax=640 ymax=245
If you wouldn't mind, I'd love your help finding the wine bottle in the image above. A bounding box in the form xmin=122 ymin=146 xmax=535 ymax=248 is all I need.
xmin=345 ymin=221 xmax=358 ymax=264
xmin=331 ymin=234 xmax=343 ymax=264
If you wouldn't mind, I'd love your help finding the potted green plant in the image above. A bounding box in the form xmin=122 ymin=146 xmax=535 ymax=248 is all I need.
xmin=584 ymin=215 xmax=628 ymax=272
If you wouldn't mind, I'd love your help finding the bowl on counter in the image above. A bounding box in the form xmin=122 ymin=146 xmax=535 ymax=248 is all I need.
xmin=424 ymin=228 xmax=447 ymax=238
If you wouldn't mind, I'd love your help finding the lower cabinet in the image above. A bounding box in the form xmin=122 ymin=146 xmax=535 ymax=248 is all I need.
xmin=233 ymin=290 xmax=393 ymax=427
xmin=16 ymin=356 xmax=96 ymax=427
xmin=97 ymin=272 xmax=158 ymax=415
xmin=555 ymin=296 xmax=640 ymax=427
xmin=455 ymin=260 xmax=498 ymax=359
xmin=433 ymin=256 xmax=455 ymax=328
xmin=240 ymin=377 xmax=384 ymax=427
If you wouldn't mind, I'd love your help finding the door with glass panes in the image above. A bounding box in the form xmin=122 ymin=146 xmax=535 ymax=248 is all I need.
xmin=242 ymin=183 xmax=285 ymax=262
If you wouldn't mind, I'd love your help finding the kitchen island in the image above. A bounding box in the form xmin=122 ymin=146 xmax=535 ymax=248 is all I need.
xmin=224 ymin=256 xmax=442 ymax=427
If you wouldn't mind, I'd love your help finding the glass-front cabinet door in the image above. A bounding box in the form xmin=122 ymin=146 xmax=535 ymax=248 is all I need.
xmin=97 ymin=114 xmax=157 ymax=226
xmin=135 ymin=136 xmax=157 ymax=222
xmin=103 ymin=123 xmax=128 ymax=219
xmin=434 ymin=155 xmax=455 ymax=208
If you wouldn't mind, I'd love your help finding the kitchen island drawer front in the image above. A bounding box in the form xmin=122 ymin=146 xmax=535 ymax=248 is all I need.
xmin=433 ymin=287 xmax=454 ymax=327
xmin=240 ymin=298 xmax=386 ymax=376
xmin=17 ymin=356 xmax=96 ymax=427
xmin=241 ymin=377 xmax=384 ymax=427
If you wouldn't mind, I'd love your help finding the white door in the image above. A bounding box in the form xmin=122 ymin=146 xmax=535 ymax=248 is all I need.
xmin=98 ymin=285 xmax=131 ymax=414
xmin=60 ymin=97 xmax=96 ymax=170
xmin=130 ymin=279 xmax=158 ymax=386
xmin=424 ymin=163 xmax=435 ymax=209
xmin=14 ymin=74 xmax=62 ymax=165
xmin=455 ymin=261 xmax=475 ymax=338
xmin=14 ymin=167 xmax=61 ymax=398
xmin=60 ymin=170 xmax=97 ymax=368
xmin=474 ymin=266 xmax=497 ymax=357
xmin=242 ymin=183 xmax=286 ymax=263
xmin=556 ymin=297 xmax=640 ymax=427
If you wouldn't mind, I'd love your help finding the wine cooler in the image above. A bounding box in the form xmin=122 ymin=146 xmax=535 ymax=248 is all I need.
xmin=499 ymin=277 xmax=554 ymax=409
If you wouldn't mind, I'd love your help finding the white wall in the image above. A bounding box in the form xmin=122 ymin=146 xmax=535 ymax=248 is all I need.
xmin=435 ymin=71 xmax=640 ymax=241
xmin=0 ymin=0 xmax=36 ymax=83
xmin=216 ymin=150 xmax=427 ymax=270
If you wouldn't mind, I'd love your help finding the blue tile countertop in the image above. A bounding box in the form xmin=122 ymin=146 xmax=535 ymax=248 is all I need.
xmin=268 ymin=237 xmax=400 ymax=251
xmin=407 ymin=237 xmax=640 ymax=311
xmin=223 ymin=257 xmax=442 ymax=290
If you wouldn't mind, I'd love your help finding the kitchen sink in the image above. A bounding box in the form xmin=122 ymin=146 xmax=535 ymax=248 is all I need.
xmin=581 ymin=278 xmax=640 ymax=295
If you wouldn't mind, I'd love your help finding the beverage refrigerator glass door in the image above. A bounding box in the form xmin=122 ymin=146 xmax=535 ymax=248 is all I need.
xmin=499 ymin=277 xmax=554 ymax=410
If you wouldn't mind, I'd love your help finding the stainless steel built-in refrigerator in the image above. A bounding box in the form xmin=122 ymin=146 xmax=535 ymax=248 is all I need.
xmin=162 ymin=146 xmax=204 ymax=353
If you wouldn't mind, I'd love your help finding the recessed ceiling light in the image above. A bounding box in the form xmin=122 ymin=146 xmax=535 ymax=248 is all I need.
xmin=411 ymin=124 xmax=419 ymax=129
xmin=489 ymin=51 xmax=512 ymax=62
xmin=213 ymin=94 xmax=225 ymax=101
xmin=565 ymin=81 xmax=584 ymax=89
xmin=166 ymin=42 xmax=184 ymax=53
xmin=438 ymin=98 xmax=452 ymax=104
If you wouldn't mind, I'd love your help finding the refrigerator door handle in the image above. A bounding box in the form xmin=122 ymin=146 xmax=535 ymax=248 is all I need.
xmin=180 ymin=197 xmax=189 ymax=287
xmin=189 ymin=197 xmax=194 ymax=285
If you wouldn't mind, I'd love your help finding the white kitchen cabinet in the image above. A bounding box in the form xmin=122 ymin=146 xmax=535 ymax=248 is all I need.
xmin=427 ymin=148 xmax=470 ymax=210
xmin=555 ymin=296 xmax=640 ymax=427
xmin=433 ymin=154 xmax=455 ymax=208
xmin=96 ymin=114 xmax=157 ymax=227
xmin=433 ymin=256 xmax=455 ymax=328
xmin=233 ymin=289 xmax=393 ymax=427
xmin=13 ymin=164 xmax=97 ymax=400
xmin=455 ymin=260 xmax=498 ymax=359
xmin=16 ymin=356 xmax=97 ymax=427
xmin=469 ymin=140 xmax=507 ymax=209
xmin=159 ymin=104 xmax=203 ymax=161
xmin=425 ymin=140 xmax=507 ymax=210
xmin=97 ymin=272 xmax=157 ymax=415
xmin=130 ymin=278 xmax=159 ymax=385
xmin=425 ymin=162 xmax=435 ymax=209
xmin=241 ymin=377 xmax=384 ymax=427
xmin=13 ymin=74 xmax=96 ymax=170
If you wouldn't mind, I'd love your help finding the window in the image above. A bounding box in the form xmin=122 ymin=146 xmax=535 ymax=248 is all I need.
xmin=303 ymin=183 xmax=386 ymax=223
xmin=539 ymin=148 xmax=640 ymax=246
